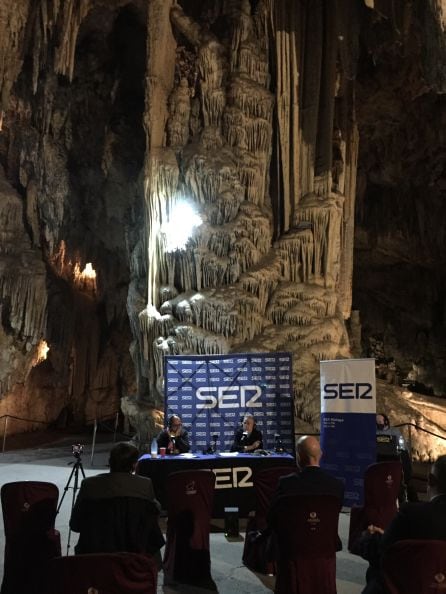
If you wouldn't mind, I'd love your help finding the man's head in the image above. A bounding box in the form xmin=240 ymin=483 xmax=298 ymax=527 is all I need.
xmin=376 ymin=413 xmax=390 ymax=430
xmin=297 ymin=435 xmax=322 ymax=468
xmin=242 ymin=414 xmax=255 ymax=433
xmin=109 ymin=442 xmax=139 ymax=473
xmin=427 ymin=455 xmax=446 ymax=499
xmin=168 ymin=415 xmax=182 ymax=431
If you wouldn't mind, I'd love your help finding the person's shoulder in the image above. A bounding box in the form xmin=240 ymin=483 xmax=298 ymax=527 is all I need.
xmin=279 ymin=471 xmax=299 ymax=484
xmin=82 ymin=472 xmax=110 ymax=485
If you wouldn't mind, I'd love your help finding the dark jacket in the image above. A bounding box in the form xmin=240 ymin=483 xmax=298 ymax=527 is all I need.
xmin=266 ymin=466 xmax=344 ymax=556
xmin=70 ymin=472 xmax=164 ymax=556
xmin=157 ymin=428 xmax=190 ymax=453
xmin=360 ymin=494 xmax=446 ymax=594
xmin=231 ymin=427 xmax=263 ymax=452
xmin=276 ymin=466 xmax=345 ymax=500
xmin=381 ymin=493 xmax=446 ymax=551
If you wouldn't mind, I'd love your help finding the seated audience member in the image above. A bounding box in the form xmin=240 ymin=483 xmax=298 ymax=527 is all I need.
xmin=265 ymin=436 xmax=344 ymax=553
xmin=274 ymin=435 xmax=344 ymax=499
xmin=157 ymin=414 xmax=190 ymax=454
xmin=360 ymin=454 xmax=446 ymax=594
xmin=70 ymin=442 xmax=164 ymax=559
xmin=231 ymin=413 xmax=263 ymax=452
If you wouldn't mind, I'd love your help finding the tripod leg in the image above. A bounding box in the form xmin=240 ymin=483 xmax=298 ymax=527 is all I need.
xmin=66 ymin=459 xmax=84 ymax=555
xmin=57 ymin=463 xmax=78 ymax=514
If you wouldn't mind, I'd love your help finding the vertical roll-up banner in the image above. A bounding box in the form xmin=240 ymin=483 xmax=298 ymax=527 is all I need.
xmin=320 ymin=359 xmax=376 ymax=508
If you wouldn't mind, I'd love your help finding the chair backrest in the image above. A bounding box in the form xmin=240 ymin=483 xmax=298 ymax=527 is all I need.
xmin=45 ymin=552 xmax=157 ymax=594
xmin=166 ymin=469 xmax=215 ymax=549
xmin=1 ymin=480 xmax=59 ymax=538
xmin=72 ymin=496 xmax=164 ymax=555
xmin=271 ymin=493 xmax=341 ymax=594
xmin=382 ymin=539 xmax=446 ymax=594
xmin=1 ymin=481 xmax=61 ymax=594
xmin=163 ymin=469 xmax=215 ymax=583
xmin=253 ymin=466 xmax=298 ymax=520
xmin=272 ymin=493 xmax=342 ymax=558
xmin=363 ymin=461 xmax=402 ymax=527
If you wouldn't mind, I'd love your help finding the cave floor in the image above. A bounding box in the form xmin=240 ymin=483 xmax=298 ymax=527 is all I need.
xmin=0 ymin=433 xmax=373 ymax=593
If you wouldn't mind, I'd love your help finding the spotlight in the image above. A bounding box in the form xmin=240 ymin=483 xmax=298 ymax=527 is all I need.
xmin=161 ymin=201 xmax=202 ymax=252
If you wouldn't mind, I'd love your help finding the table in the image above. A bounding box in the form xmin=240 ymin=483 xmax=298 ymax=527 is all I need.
xmin=137 ymin=452 xmax=295 ymax=518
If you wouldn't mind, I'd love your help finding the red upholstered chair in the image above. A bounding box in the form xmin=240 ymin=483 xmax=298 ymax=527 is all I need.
xmin=382 ymin=539 xmax=446 ymax=594
xmin=242 ymin=465 xmax=296 ymax=574
xmin=348 ymin=461 xmax=402 ymax=553
xmin=1 ymin=481 xmax=61 ymax=594
xmin=45 ymin=552 xmax=158 ymax=594
xmin=163 ymin=469 xmax=215 ymax=586
xmin=270 ymin=493 xmax=342 ymax=594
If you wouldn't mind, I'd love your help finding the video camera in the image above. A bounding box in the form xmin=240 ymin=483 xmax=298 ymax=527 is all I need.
xmin=72 ymin=443 xmax=84 ymax=458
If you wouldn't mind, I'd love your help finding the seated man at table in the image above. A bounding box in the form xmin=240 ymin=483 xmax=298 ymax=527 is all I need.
xmin=70 ymin=442 xmax=164 ymax=560
xmin=157 ymin=414 xmax=190 ymax=454
xmin=231 ymin=413 xmax=263 ymax=453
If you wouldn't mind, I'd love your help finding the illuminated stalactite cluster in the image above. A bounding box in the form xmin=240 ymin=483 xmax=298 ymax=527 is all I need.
xmin=0 ymin=0 xmax=445 ymax=449
xmin=136 ymin=1 xmax=353 ymax=424
xmin=0 ymin=172 xmax=47 ymax=397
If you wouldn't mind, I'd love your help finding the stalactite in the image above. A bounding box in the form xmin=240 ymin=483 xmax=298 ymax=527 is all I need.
xmin=228 ymin=78 xmax=274 ymax=120
xmin=277 ymin=229 xmax=314 ymax=283
xmin=53 ymin=0 xmax=90 ymax=80
xmin=0 ymin=0 xmax=31 ymax=111
xmin=236 ymin=44 xmax=269 ymax=86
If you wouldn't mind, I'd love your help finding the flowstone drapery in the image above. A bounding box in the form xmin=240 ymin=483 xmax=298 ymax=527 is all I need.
xmin=0 ymin=0 xmax=445 ymax=454
xmin=133 ymin=0 xmax=356 ymax=428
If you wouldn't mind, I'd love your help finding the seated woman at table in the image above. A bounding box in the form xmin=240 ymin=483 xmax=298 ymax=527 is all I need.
xmin=231 ymin=413 xmax=263 ymax=453
xmin=157 ymin=414 xmax=190 ymax=454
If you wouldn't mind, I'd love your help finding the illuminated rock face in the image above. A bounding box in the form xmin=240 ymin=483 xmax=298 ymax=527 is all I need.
xmin=139 ymin=1 xmax=355 ymax=426
xmin=0 ymin=1 xmax=445 ymax=454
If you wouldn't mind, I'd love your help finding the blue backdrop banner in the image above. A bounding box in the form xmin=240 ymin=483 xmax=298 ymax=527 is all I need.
xmin=164 ymin=352 xmax=294 ymax=453
xmin=320 ymin=358 xmax=377 ymax=508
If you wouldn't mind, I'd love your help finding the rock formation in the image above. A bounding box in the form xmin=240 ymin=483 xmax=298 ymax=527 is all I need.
xmin=0 ymin=0 xmax=445 ymax=456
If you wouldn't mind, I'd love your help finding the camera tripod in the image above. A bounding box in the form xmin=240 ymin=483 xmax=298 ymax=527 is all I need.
xmin=57 ymin=454 xmax=86 ymax=555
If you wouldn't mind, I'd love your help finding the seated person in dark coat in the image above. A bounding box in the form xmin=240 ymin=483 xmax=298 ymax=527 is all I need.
xmin=231 ymin=413 xmax=263 ymax=452
xmin=266 ymin=436 xmax=344 ymax=551
xmin=360 ymin=454 xmax=446 ymax=594
xmin=70 ymin=442 xmax=164 ymax=560
xmin=275 ymin=435 xmax=344 ymax=499
xmin=157 ymin=414 xmax=190 ymax=454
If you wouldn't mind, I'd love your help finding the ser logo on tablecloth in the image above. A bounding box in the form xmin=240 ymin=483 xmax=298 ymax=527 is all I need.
xmin=212 ymin=467 xmax=253 ymax=489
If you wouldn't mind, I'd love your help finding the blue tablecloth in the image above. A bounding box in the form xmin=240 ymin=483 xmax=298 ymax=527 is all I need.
xmin=137 ymin=452 xmax=295 ymax=517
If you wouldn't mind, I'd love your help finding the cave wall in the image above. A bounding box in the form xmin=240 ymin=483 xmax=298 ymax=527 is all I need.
xmin=0 ymin=0 xmax=445 ymax=446
xmin=354 ymin=0 xmax=446 ymax=396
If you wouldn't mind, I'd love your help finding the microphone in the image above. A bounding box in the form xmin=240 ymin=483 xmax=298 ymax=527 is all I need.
xmin=274 ymin=433 xmax=284 ymax=453
xmin=241 ymin=431 xmax=248 ymax=442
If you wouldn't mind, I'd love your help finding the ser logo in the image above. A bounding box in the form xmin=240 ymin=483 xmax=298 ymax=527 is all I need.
xmin=323 ymin=383 xmax=373 ymax=400
xmin=212 ymin=467 xmax=253 ymax=489
xmin=196 ymin=386 xmax=262 ymax=409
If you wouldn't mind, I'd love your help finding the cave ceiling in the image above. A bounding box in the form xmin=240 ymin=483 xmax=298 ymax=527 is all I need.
xmin=0 ymin=0 xmax=445 ymax=452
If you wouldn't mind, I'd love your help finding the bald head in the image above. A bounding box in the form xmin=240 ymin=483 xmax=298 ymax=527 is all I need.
xmin=297 ymin=435 xmax=322 ymax=468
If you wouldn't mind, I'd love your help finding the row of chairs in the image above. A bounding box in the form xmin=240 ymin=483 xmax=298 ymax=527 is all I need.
xmin=2 ymin=464 xmax=445 ymax=594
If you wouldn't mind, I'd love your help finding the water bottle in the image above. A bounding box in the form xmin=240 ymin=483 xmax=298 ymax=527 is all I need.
xmin=150 ymin=437 xmax=158 ymax=458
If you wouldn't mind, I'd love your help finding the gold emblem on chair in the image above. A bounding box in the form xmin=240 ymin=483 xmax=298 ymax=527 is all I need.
xmin=186 ymin=480 xmax=197 ymax=495
xmin=434 ymin=572 xmax=445 ymax=584
xmin=22 ymin=502 xmax=30 ymax=512
xmin=385 ymin=475 xmax=393 ymax=486
xmin=307 ymin=511 xmax=321 ymax=530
